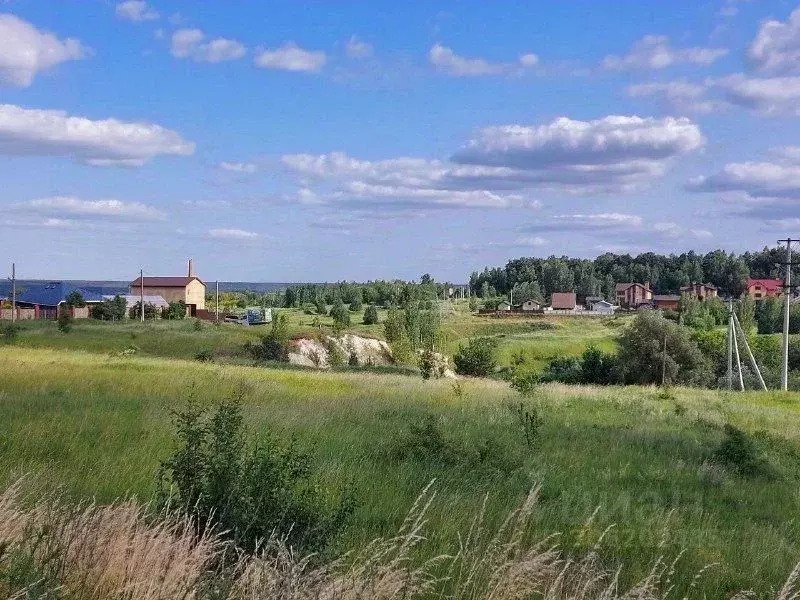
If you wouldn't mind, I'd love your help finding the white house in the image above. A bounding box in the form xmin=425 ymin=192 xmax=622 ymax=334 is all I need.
xmin=590 ymin=300 xmax=615 ymax=315
xmin=497 ymin=300 xmax=512 ymax=311
xmin=521 ymin=299 xmax=542 ymax=311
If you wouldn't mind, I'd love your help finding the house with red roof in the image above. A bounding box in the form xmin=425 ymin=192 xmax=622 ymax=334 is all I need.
xmin=746 ymin=279 xmax=783 ymax=300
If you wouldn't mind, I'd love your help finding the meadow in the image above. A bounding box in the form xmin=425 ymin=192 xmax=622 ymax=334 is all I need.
xmin=1 ymin=341 xmax=800 ymax=596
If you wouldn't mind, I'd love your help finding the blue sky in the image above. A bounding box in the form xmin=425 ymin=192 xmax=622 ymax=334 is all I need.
xmin=2 ymin=1 xmax=800 ymax=282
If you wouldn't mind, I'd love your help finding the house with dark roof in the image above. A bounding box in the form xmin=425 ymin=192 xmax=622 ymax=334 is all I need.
xmin=680 ymin=282 xmax=718 ymax=300
xmin=129 ymin=259 xmax=206 ymax=316
xmin=550 ymin=292 xmax=577 ymax=311
xmin=653 ymin=294 xmax=681 ymax=311
xmin=615 ymin=283 xmax=652 ymax=308
xmin=14 ymin=282 xmax=104 ymax=319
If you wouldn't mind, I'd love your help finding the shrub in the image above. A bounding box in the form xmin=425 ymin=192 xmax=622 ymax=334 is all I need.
xmin=510 ymin=370 xmax=540 ymax=396
xmin=1 ymin=323 xmax=20 ymax=344
xmin=509 ymin=402 xmax=543 ymax=449
xmin=193 ymin=318 xmax=203 ymax=331
xmin=157 ymin=394 xmax=356 ymax=554
xmin=131 ymin=302 xmax=158 ymax=320
xmin=418 ymin=348 xmax=438 ymax=380
xmin=453 ymin=337 xmax=497 ymax=377
xmin=349 ymin=295 xmax=362 ymax=312
xmin=714 ymin=424 xmax=768 ymax=477
xmin=164 ymin=301 xmax=187 ymax=320
xmin=194 ymin=349 xmax=213 ymax=362
xmin=578 ymin=345 xmax=620 ymax=385
xmin=540 ymin=356 xmax=582 ymax=384
xmin=363 ymin=304 xmax=379 ymax=325
xmin=251 ymin=311 xmax=290 ymax=362
xmin=324 ymin=338 xmax=345 ymax=367
xmin=314 ymin=296 xmax=327 ymax=315
xmin=468 ymin=295 xmax=478 ymax=312
xmin=64 ymin=290 xmax=85 ymax=307
xmin=91 ymin=295 xmax=127 ymax=321
xmin=57 ymin=312 xmax=73 ymax=334
xmin=348 ymin=350 xmax=360 ymax=367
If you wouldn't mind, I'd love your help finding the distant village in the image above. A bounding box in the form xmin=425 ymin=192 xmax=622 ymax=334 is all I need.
xmin=0 ymin=254 xmax=788 ymax=321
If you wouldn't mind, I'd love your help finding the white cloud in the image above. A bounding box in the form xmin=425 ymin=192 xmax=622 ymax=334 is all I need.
xmin=209 ymin=228 xmax=258 ymax=240
xmin=0 ymin=13 xmax=88 ymax=87
xmin=627 ymin=80 xmax=723 ymax=114
xmin=345 ymin=35 xmax=373 ymax=59
xmin=429 ymin=43 xmax=508 ymax=76
xmin=171 ymin=29 xmax=246 ymax=63
xmin=254 ymin=43 xmax=326 ymax=72
xmin=513 ymin=236 xmax=547 ymax=247
xmin=518 ymin=53 xmax=539 ymax=68
xmin=219 ymin=161 xmax=257 ymax=173
xmin=15 ymin=196 xmax=165 ymax=221
xmin=716 ymin=74 xmax=800 ymax=115
xmin=116 ymin=1 xmax=159 ymax=22
xmin=749 ymin=7 xmax=800 ymax=73
xmin=602 ymin=35 xmax=727 ymax=70
xmin=0 ymin=103 xmax=195 ymax=166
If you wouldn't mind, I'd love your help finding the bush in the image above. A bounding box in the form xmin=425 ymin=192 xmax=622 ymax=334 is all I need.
xmin=578 ymin=345 xmax=620 ymax=385
xmin=418 ymin=348 xmax=440 ymax=380
xmin=314 ymin=296 xmax=327 ymax=315
xmin=157 ymin=393 xmax=356 ymax=555
xmin=714 ymin=424 xmax=769 ymax=477
xmin=453 ymin=337 xmax=497 ymax=377
xmin=64 ymin=290 xmax=85 ymax=307
xmin=193 ymin=318 xmax=203 ymax=331
xmin=251 ymin=311 xmax=290 ymax=362
xmin=194 ymin=349 xmax=213 ymax=362
xmin=510 ymin=370 xmax=540 ymax=396
xmin=618 ymin=311 xmax=711 ymax=386
xmin=164 ymin=301 xmax=187 ymax=320
xmin=363 ymin=304 xmax=379 ymax=325
xmin=57 ymin=312 xmax=73 ymax=334
xmin=540 ymin=356 xmax=582 ymax=384
xmin=91 ymin=295 xmax=127 ymax=321
xmin=349 ymin=295 xmax=362 ymax=312
xmin=0 ymin=323 xmax=20 ymax=344
xmin=324 ymin=338 xmax=345 ymax=367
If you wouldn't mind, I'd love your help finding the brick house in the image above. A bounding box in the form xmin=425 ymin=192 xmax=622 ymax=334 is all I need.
xmin=130 ymin=259 xmax=206 ymax=316
xmin=653 ymin=294 xmax=681 ymax=311
xmin=679 ymin=282 xmax=718 ymax=300
xmin=746 ymin=279 xmax=782 ymax=300
xmin=615 ymin=283 xmax=652 ymax=308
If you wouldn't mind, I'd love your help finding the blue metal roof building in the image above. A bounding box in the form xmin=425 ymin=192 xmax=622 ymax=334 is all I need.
xmin=16 ymin=282 xmax=105 ymax=308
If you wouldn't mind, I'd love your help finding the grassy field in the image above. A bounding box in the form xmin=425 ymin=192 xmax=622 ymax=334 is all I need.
xmin=7 ymin=303 xmax=627 ymax=373
xmin=1 ymin=346 xmax=800 ymax=596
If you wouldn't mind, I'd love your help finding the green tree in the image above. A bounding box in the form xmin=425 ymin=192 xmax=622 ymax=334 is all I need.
xmin=736 ymin=295 xmax=756 ymax=333
xmin=329 ymin=298 xmax=351 ymax=333
xmin=349 ymin=294 xmax=363 ymax=312
xmin=253 ymin=310 xmax=290 ymax=361
xmin=91 ymin=295 xmax=127 ymax=320
xmin=64 ymin=290 xmax=86 ymax=307
xmin=363 ymin=304 xmax=379 ymax=325
xmin=164 ymin=301 xmax=187 ymax=320
xmin=618 ymin=311 xmax=711 ymax=386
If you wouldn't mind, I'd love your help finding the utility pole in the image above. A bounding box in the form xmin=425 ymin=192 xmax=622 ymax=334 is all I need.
xmin=661 ymin=334 xmax=667 ymax=387
xmin=727 ymin=302 xmax=733 ymax=391
xmin=778 ymin=238 xmax=799 ymax=391
xmin=10 ymin=262 xmax=15 ymax=323
xmin=732 ymin=316 xmax=744 ymax=391
xmin=215 ymin=280 xmax=219 ymax=323
xmin=140 ymin=269 xmax=145 ymax=323
xmin=733 ymin=310 xmax=767 ymax=391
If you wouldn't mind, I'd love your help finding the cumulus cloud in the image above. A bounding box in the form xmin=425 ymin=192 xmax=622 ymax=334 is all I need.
xmin=428 ymin=43 xmax=538 ymax=76
xmin=219 ymin=161 xmax=258 ymax=173
xmin=0 ymin=103 xmax=195 ymax=166
xmin=716 ymin=74 xmax=800 ymax=115
xmin=345 ymin=36 xmax=373 ymax=59
xmin=602 ymin=35 xmax=727 ymax=70
xmin=521 ymin=213 xmax=644 ymax=233
xmin=282 ymin=115 xmax=703 ymax=209
xmin=209 ymin=228 xmax=258 ymax=239
xmin=749 ymin=7 xmax=800 ymax=73
xmin=116 ymin=1 xmax=159 ymax=22
xmin=254 ymin=43 xmax=326 ymax=72
xmin=0 ymin=13 xmax=88 ymax=87
xmin=627 ymin=80 xmax=724 ymax=114
xmin=171 ymin=29 xmax=246 ymax=63
xmin=14 ymin=196 xmax=165 ymax=221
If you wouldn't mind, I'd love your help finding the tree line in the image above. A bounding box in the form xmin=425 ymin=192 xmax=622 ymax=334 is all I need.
xmin=469 ymin=247 xmax=791 ymax=301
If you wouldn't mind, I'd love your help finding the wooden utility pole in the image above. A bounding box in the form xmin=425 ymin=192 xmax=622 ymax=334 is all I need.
xmin=727 ymin=303 xmax=733 ymax=390
xmin=778 ymin=238 xmax=798 ymax=391
xmin=661 ymin=334 xmax=667 ymax=386
xmin=215 ymin=280 xmax=219 ymax=323
xmin=140 ymin=269 xmax=144 ymax=323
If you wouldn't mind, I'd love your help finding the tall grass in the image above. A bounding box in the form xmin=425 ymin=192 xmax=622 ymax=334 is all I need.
xmin=2 ymin=478 xmax=798 ymax=599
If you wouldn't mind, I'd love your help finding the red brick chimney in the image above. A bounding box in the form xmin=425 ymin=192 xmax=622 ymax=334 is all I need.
xmin=188 ymin=258 xmax=194 ymax=277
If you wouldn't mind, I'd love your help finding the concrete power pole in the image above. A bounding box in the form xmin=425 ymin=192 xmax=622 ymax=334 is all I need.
xmin=10 ymin=262 xmax=16 ymax=323
xmin=779 ymin=238 xmax=798 ymax=391
xmin=215 ymin=280 xmax=219 ymax=323
xmin=140 ymin=269 xmax=145 ymax=323
xmin=727 ymin=302 xmax=733 ymax=391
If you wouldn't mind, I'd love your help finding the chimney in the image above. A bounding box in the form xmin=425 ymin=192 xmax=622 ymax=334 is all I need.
xmin=188 ymin=258 xmax=194 ymax=277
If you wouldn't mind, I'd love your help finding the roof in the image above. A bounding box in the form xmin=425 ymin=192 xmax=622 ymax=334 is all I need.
xmin=653 ymin=294 xmax=681 ymax=301
xmin=129 ymin=276 xmax=204 ymax=288
xmin=16 ymin=282 xmax=104 ymax=307
xmin=551 ymin=292 xmax=577 ymax=309
xmin=585 ymin=296 xmax=604 ymax=303
xmin=615 ymin=282 xmax=649 ymax=292
xmin=680 ymin=282 xmax=718 ymax=291
xmin=747 ymin=278 xmax=782 ymax=290
xmin=591 ymin=300 xmax=613 ymax=307
xmin=522 ymin=298 xmax=541 ymax=304
xmin=103 ymin=294 xmax=170 ymax=309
